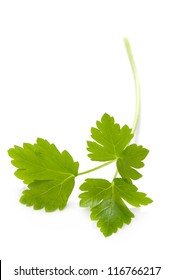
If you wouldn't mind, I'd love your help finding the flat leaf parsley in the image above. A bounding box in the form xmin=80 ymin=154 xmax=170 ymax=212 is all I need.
xmin=8 ymin=138 xmax=79 ymax=211
xmin=8 ymin=38 xmax=152 ymax=236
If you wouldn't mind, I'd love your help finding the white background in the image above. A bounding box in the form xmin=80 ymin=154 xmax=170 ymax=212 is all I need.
xmin=0 ymin=0 xmax=172 ymax=279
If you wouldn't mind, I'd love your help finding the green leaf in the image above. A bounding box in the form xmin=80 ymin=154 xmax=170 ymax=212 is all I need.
xmin=8 ymin=138 xmax=79 ymax=211
xmin=114 ymin=178 xmax=153 ymax=207
xmin=20 ymin=176 xmax=75 ymax=212
xmin=117 ymin=144 xmax=149 ymax=180
xmin=91 ymin=198 xmax=133 ymax=237
xmin=79 ymin=179 xmax=111 ymax=208
xmin=87 ymin=113 xmax=133 ymax=161
xmin=79 ymin=178 xmax=152 ymax=236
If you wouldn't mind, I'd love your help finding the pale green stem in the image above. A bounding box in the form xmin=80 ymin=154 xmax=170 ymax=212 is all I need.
xmin=78 ymin=38 xmax=140 ymax=177
xmin=124 ymin=38 xmax=140 ymax=134
xmin=112 ymin=39 xmax=140 ymax=180
xmin=78 ymin=160 xmax=115 ymax=176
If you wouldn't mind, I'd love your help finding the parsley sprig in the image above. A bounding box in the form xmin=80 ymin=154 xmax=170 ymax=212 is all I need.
xmin=8 ymin=38 xmax=152 ymax=237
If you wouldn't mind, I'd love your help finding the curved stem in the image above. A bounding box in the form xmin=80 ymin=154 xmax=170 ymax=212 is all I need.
xmin=124 ymin=38 xmax=140 ymax=134
xmin=78 ymin=38 xmax=140 ymax=178
xmin=78 ymin=160 xmax=116 ymax=176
